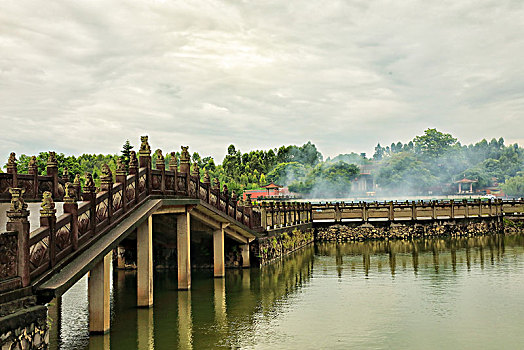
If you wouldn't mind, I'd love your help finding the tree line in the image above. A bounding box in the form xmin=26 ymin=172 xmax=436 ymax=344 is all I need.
xmin=3 ymin=129 xmax=524 ymax=197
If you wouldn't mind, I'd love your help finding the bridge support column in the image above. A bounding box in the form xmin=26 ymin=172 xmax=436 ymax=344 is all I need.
xmin=88 ymin=253 xmax=111 ymax=334
xmin=137 ymin=216 xmax=153 ymax=307
xmin=213 ymin=224 xmax=225 ymax=278
xmin=241 ymin=243 xmax=250 ymax=268
xmin=177 ymin=211 xmax=191 ymax=290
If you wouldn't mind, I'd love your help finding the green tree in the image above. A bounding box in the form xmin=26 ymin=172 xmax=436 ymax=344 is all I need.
xmin=121 ymin=140 xmax=134 ymax=171
xmin=413 ymin=128 xmax=457 ymax=158
xmin=502 ymin=176 xmax=524 ymax=197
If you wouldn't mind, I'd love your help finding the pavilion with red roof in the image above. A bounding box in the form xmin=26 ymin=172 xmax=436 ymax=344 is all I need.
xmin=454 ymin=177 xmax=477 ymax=194
xmin=261 ymin=182 xmax=282 ymax=196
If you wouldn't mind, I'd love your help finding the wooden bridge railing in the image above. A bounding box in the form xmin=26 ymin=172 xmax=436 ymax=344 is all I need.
xmin=311 ymin=199 xmax=524 ymax=222
xmin=0 ymin=137 xmax=311 ymax=293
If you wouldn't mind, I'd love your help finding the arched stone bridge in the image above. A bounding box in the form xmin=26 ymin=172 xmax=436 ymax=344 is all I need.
xmin=0 ymin=136 xmax=313 ymax=335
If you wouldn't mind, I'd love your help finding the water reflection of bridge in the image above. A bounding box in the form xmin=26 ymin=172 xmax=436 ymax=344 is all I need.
xmin=49 ymin=245 xmax=316 ymax=349
xmin=316 ymin=234 xmax=524 ymax=277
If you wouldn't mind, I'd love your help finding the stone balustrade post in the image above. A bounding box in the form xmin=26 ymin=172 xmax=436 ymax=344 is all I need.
xmin=231 ymin=193 xmax=238 ymax=219
xmin=82 ymin=174 xmax=97 ymax=237
xmin=63 ymin=183 xmax=79 ymax=251
xmin=62 ymin=168 xmax=70 ymax=183
xmin=191 ymin=162 xmax=201 ymax=199
xmin=245 ymin=194 xmax=253 ymax=228
xmin=179 ymin=146 xmax=191 ymax=195
xmin=156 ymin=150 xmax=166 ymax=194
xmin=6 ymin=153 xmax=18 ymax=188
xmin=6 ymin=188 xmax=30 ymax=287
xmin=138 ymin=136 xmax=152 ymax=195
xmin=389 ymin=201 xmax=394 ymax=221
xmin=129 ymin=151 xmax=139 ymax=201
xmin=40 ymin=191 xmax=57 ymax=267
xmin=169 ymin=152 xmax=178 ymax=192
xmin=28 ymin=156 xmax=39 ymax=200
xmin=46 ymin=152 xmax=60 ymax=199
xmin=260 ymin=202 xmax=267 ymax=229
xmin=115 ymin=160 xmax=127 ymax=211
xmin=411 ymin=201 xmax=417 ymax=220
xmin=463 ymin=199 xmax=469 ymax=218
xmin=100 ymin=164 xmax=113 ymax=223
xmin=202 ymin=170 xmax=211 ymax=203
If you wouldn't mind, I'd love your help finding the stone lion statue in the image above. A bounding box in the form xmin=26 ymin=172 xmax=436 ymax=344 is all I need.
xmin=41 ymin=191 xmax=55 ymax=211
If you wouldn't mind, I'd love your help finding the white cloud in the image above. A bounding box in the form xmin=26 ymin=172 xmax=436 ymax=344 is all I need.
xmin=1 ymin=0 xmax=523 ymax=165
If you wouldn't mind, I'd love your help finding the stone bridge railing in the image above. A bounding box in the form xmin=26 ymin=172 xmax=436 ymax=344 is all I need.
xmin=0 ymin=152 xmax=66 ymax=201
xmin=311 ymin=199 xmax=524 ymax=222
xmin=0 ymin=136 xmax=312 ymax=294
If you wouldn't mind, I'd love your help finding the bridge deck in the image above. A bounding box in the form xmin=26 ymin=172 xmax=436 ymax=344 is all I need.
xmin=37 ymin=199 xmax=162 ymax=300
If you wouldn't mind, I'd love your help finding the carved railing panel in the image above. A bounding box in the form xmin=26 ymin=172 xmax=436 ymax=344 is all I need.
xmin=210 ymin=192 xmax=218 ymax=206
xmin=96 ymin=198 xmax=109 ymax=226
xmin=0 ymin=232 xmax=18 ymax=281
xmin=138 ymin=174 xmax=147 ymax=194
xmin=112 ymin=189 xmax=123 ymax=213
xmin=29 ymin=229 xmax=50 ymax=277
xmin=125 ymin=181 xmax=135 ymax=203
xmin=199 ymin=186 xmax=207 ymax=201
xmin=165 ymin=173 xmax=176 ymax=193
xmin=55 ymin=222 xmax=72 ymax=256
xmin=189 ymin=179 xmax=197 ymax=198
xmin=152 ymin=173 xmax=162 ymax=191
xmin=78 ymin=209 xmax=91 ymax=240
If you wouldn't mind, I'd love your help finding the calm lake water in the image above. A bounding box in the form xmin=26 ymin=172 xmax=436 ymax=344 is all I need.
xmin=51 ymin=234 xmax=524 ymax=349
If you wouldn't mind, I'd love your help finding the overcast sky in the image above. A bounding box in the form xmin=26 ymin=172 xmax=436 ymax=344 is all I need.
xmin=1 ymin=0 xmax=523 ymax=164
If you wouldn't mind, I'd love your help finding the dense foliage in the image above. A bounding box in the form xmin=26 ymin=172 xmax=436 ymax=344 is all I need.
xmin=4 ymin=129 xmax=524 ymax=198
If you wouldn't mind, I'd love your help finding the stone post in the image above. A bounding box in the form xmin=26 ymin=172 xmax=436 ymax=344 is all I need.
xmin=245 ymin=194 xmax=253 ymax=228
xmin=28 ymin=156 xmax=39 ymax=199
xmin=40 ymin=191 xmax=57 ymax=267
xmin=61 ymin=167 xmax=69 ymax=183
xmin=203 ymin=170 xmax=211 ymax=203
xmin=6 ymin=188 xmax=30 ymax=287
xmin=191 ymin=162 xmax=200 ymax=199
xmin=156 ymin=149 xmax=166 ymax=194
xmin=270 ymin=202 xmax=275 ymax=229
xmin=115 ymin=159 xmax=127 ymax=211
xmin=6 ymin=153 xmax=18 ymax=188
xmin=100 ymin=164 xmax=113 ymax=223
xmin=46 ymin=152 xmax=60 ymax=199
xmin=82 ymin=173 xmax=97 ymax=237
xmin=138 ymin=136 xmax=152 ymax=195
xmin=411 ymin=201 xmax=417 ymax=220
xmin=463 ymin=199 xmax=469 ymax=218
xmin=179 ymin=146 xmax=191 ymax=195
xmin=169 ymin=152 xmax=178 ymax=192
xmin=63 ymin=183 xmax=79 ymax=251
xmin=260 ymin=202 xmax=267 ymax=230
xmin=72 ymin=174 xmax=81 ymax=202
xmin=335 ymin=202 xmax=341 ymax=223
xmin=129 ymin=151 xmax=139 ymax=202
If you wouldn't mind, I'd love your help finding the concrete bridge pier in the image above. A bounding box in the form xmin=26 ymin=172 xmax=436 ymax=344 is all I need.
xmin=213 ymin=223 xmax=228 ymax=278
xmin=241 ymin=244 xmax=250 ymax=268
xmin=137 ymin=216 xmax=153 ymax=307
xmin=88 ymin=253 xmax=111 ymax=334
xmin=177 ymin=210 xmax=191 ymax=290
